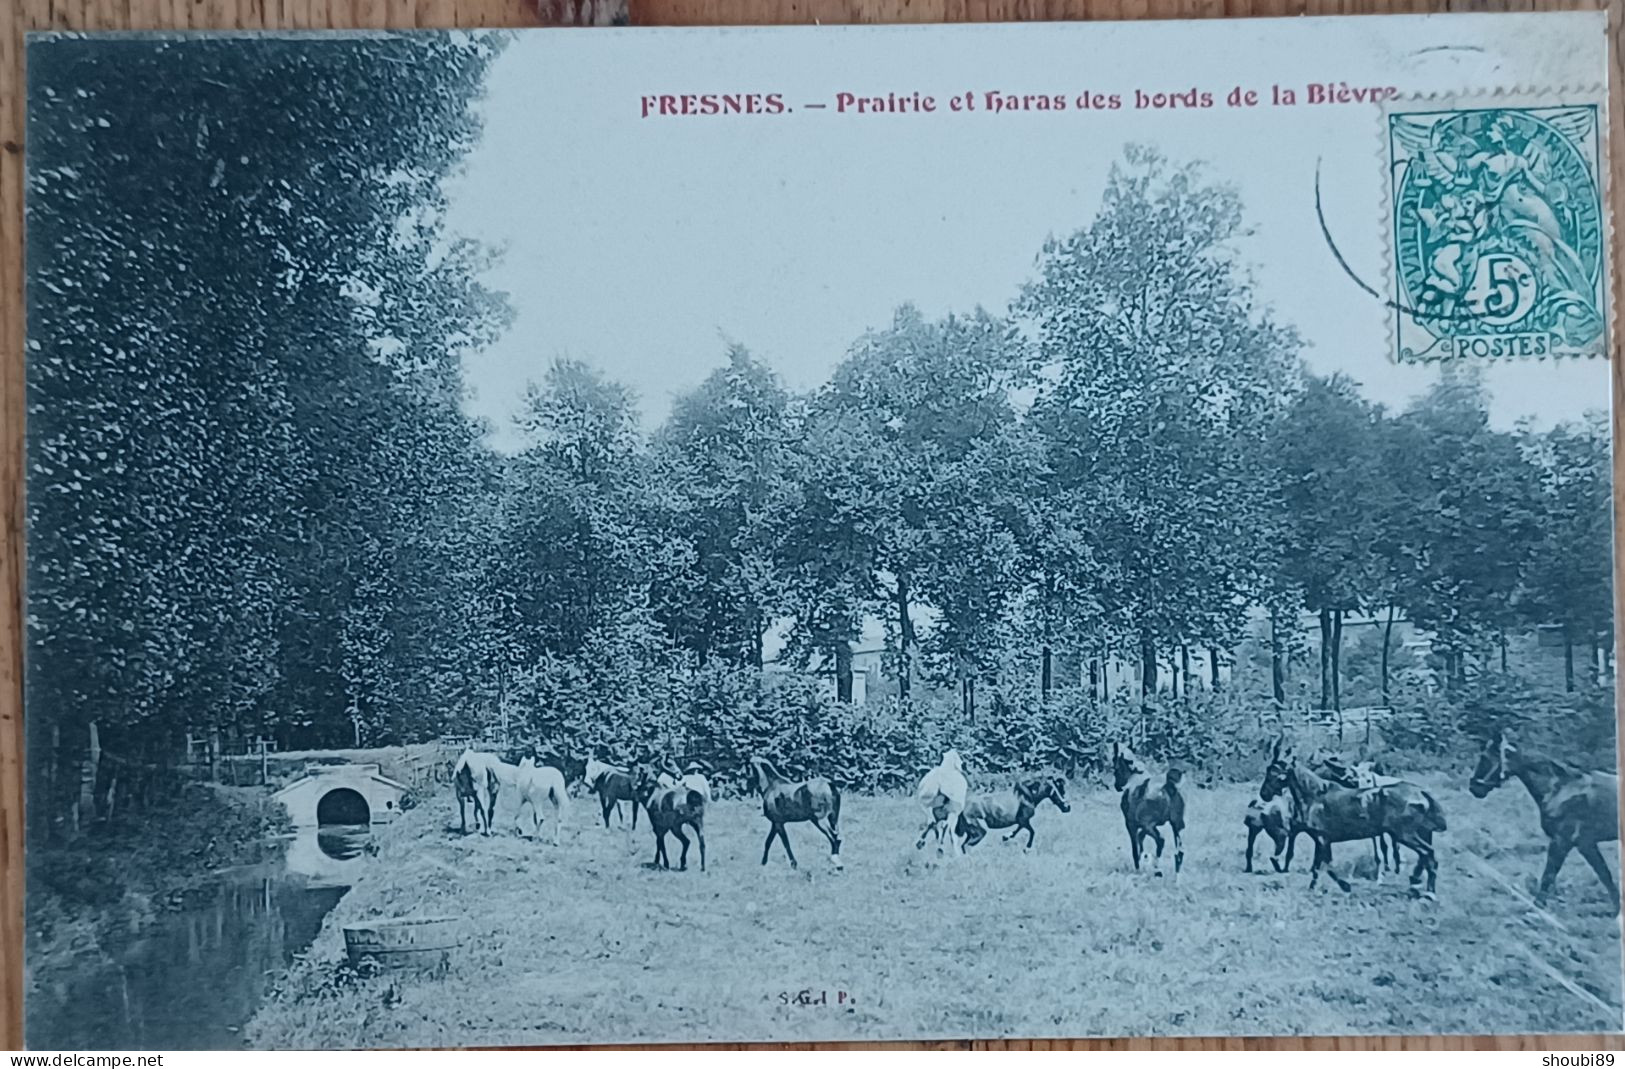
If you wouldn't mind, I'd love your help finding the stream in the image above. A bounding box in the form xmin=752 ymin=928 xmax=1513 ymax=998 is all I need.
xmin=26 ymin=825 xmax=369 ymax=1051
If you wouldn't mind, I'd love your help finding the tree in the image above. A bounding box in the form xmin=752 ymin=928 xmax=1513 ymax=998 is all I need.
xmin=1274 ymin=374 xmax=1388 ymax=712
xmin=26 ymin=33 xmax=508 ymax=832
xmin=1385 ymin=372 xmax=1543 ymax=687
xmin=1521 ymin=412 xmax=1612 ymax=691
xmin=1019 ymin=146 xmax=1298 ymax=708
xmin=653 ymin=344 xmax=794 ymax=667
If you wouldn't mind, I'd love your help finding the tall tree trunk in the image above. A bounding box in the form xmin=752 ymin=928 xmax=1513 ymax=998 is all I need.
xmin=84 ymin=721 xmax=101 ymax=823
xmin=751 ymin=611 xmax=764 ymax=670
xmin=895 ymin=575 xmax=913 ymax=699
xmin=1499 ymin=634 xmax=1508 ymax=673
xmin=1089 ymin=655 xmax=1101 ymax=702
xmin=1180 ymin=645 xmax=1191 ymax=697
xmin=1209 ymin=647 xmax=1220 ymax=690
xmin=1041 ymin=646 xmax=1053 ymax=702
xmin=1564 ymin=633 xmax=1575 ymax=693
xmin=1592 ymin=641 xmax=1603 ymax=686
xmin=1381 ymin=605 xmax=1395 ymax=706
xmin=1330 ymin=610 xmax=1343 ymax=713
xmin=834 ymin=641 xmax=854 ymax=703
xmin=1318 ymin=608 xmax=1332 ymax=710
xmin=1270 ymin=609 xmax=1286 ymax=706
xmin=1139 ymin=630 xmax=1157 ymax=706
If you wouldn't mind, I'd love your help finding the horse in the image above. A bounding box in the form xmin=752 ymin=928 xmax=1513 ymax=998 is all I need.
xmin=585 ymin=758 xmax=642 ymax=830
xmin=1244 ymin=750 xmax=1400 ymax=875
xmin=1113 ymin=742 xmax=1185 ymax=875
xmin=748 ymin=756 xmax=843 ymax=870
xmin=1469 ymin=728 xmax=1620 ymax=913
xmin=1261 ymin=743 xmax=1446 ymax=898
xmin=633 ymin=768 xmax=707 ymax=872
xmin=913 ymin=750 xmax=969 ymax=858
xmin=950 ymin=775 xmax=1071 ymax=851
xmin=512 ymin=758 xmax=569 ymax=846
xmin=453 ymin=749 xmax=512 ymax=836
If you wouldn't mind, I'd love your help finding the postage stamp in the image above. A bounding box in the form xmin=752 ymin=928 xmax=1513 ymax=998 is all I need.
xmin=1383 ymin=92 xmax=1609 ymax=363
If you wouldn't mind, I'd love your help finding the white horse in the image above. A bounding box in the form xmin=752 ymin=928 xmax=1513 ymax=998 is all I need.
xmin=513 ymin=758 xmax=569 ymax=845
xmin=914 ymin=749 xmax=969 ymax=859
xmin=453 ymin=749 xmax=516 ymax=836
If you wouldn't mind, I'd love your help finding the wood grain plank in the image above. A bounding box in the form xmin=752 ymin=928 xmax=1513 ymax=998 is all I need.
xmin=1 ymin=0 xmax=1620 ymax=1052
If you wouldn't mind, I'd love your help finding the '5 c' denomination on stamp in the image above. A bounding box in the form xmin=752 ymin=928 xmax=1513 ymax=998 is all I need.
xmin=1384 ymin=92 xmax=1608 ymax=363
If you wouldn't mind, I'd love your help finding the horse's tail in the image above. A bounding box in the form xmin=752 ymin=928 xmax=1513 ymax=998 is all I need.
xmin=686 ymin=788 xmax=706 ymax=820
xmin=1419 ymin=790 xmax=1447 ymax=832
xmin=454 ymin=755 xmax=474 ymax=797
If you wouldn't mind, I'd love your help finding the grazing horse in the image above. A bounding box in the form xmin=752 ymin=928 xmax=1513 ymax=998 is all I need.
xmin=1113 ymin=743 xmax=1186 ymax=875
xmin=913 ymin=750 xmax=970 ymax=858
xmin=749 ymin=757 xmax=843 ymax=870
xmin=585 ymin=758 xmax=642 ymax=830
xmin=633 ymin=768 xmax=707 ymax=872
xmin=512 ymin=758 xmax=569 ymax=846
xmin=1469 ymin=729 xmax=1620 ymax=913
xmin=951 ymin=775 xmax=1072 ymax=851
xmin=453 ymin=749 xmax=511 ymax=836
xmin=1261 ymin=744 xmax=1446 ymax=897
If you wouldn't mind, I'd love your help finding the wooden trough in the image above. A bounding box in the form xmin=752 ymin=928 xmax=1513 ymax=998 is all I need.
xmin=343 ymin=916 xmax=464 ymax=973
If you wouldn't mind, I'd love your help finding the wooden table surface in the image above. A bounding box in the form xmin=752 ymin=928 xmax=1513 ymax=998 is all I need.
xmin=2 ymin=0 xmax=1622 ymax=1052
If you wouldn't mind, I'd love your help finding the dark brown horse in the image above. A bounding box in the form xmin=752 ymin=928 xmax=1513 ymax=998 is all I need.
xmin=1261 ymin=745 xmax=1446 ymax=897
xmin=1245 ymin=751 xmax=1400 ymax=875
xmin=749 ymin=757 xmax=843 ymax=870
xmin=633 ymin=768 xmax=707 ymax=872
xmin=1113 ymin=743 xmax=1185 ymax=875
xmin=948 ymin=775 xmax=1072 ymax=851
xmin=585 ymin=758 xmax=641 ymax=830
xmin=1469 ymin=729 xmax=1619 ymax=913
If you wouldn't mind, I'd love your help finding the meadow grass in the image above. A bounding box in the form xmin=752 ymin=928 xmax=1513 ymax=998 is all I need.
xmin=247 ymin=776 xmax=1624 ymax=1047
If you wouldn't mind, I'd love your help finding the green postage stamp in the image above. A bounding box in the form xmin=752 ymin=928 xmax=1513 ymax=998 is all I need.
xmin=1385 ymin=93 xmax=1609 ymax=362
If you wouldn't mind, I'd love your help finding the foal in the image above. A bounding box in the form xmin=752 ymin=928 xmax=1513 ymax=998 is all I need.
xmin=953 ymin=775 xmax=1072 ymax=851
xmin=749 ymin=756 xmax=843 ymax=870
xmin=1469 ymin=728 xmax=1619 ymax=912
xmin=1113 ymin=743 xmax=1186 ymax=875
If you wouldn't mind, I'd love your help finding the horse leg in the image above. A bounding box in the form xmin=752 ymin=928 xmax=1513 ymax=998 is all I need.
xmin=600 ymin=796 xmax=613 ymax=829
xmin=672 ymin=826 xmax=691 ymax=871
xmin=915 ymin=812 xmax=940 ymax=851
xmin=1147 ymin=827 xmax=1166 ymax=875
xmin=779 ymin=825 xmax=799 ymax=870
xmin=1274 ymin=829 xmax=1296 ymax=874
xmin=1576 ymin=841 xmax=1620 ymax=913
xmin=1172 ymin=822 xmax=1184 ymax=874
xmin=1024 ymin=821 xmax=1036 ymax=851
xmin=761 ymin=825 xmax=778 ymax=866
xmin=1245 ymin=824 xmax=1260 ymax=873
xmin=1536 ymin=839 xmax=1574 ymax=907
xmin=1126 ymin=822 xmax=1142 ymax=871
xmin=1321 ymin=840 xmax=1352 ymax=892
xmin=653 ymin=829 xmax=666 ymax=869
xmin=695 ymin=825 xmax=707 ymax=873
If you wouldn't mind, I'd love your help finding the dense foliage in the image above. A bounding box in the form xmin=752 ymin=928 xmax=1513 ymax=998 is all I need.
xmin=26 ymin=42 xmax=1614 ymax=837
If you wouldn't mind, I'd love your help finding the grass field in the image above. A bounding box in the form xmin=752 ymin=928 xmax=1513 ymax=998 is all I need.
xmin=247 ymin=775 xmax=1625 ymax=1047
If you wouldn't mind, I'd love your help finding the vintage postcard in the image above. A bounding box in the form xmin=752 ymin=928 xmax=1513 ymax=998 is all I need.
xmin=22 ymin=14 xmax=1618 ymax=1049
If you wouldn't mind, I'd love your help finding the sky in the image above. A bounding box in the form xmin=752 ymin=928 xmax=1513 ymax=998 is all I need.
xmin=442 ymin=16 xmax=1610 ymax=453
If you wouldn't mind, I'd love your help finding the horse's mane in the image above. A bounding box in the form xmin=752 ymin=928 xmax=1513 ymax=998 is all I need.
xmin=1520 ymin=751 xmax=1585 ymax=782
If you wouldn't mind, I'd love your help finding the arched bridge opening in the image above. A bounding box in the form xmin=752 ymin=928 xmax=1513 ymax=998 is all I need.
xmin=316 ymin=786 xmax=371 ymax=826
